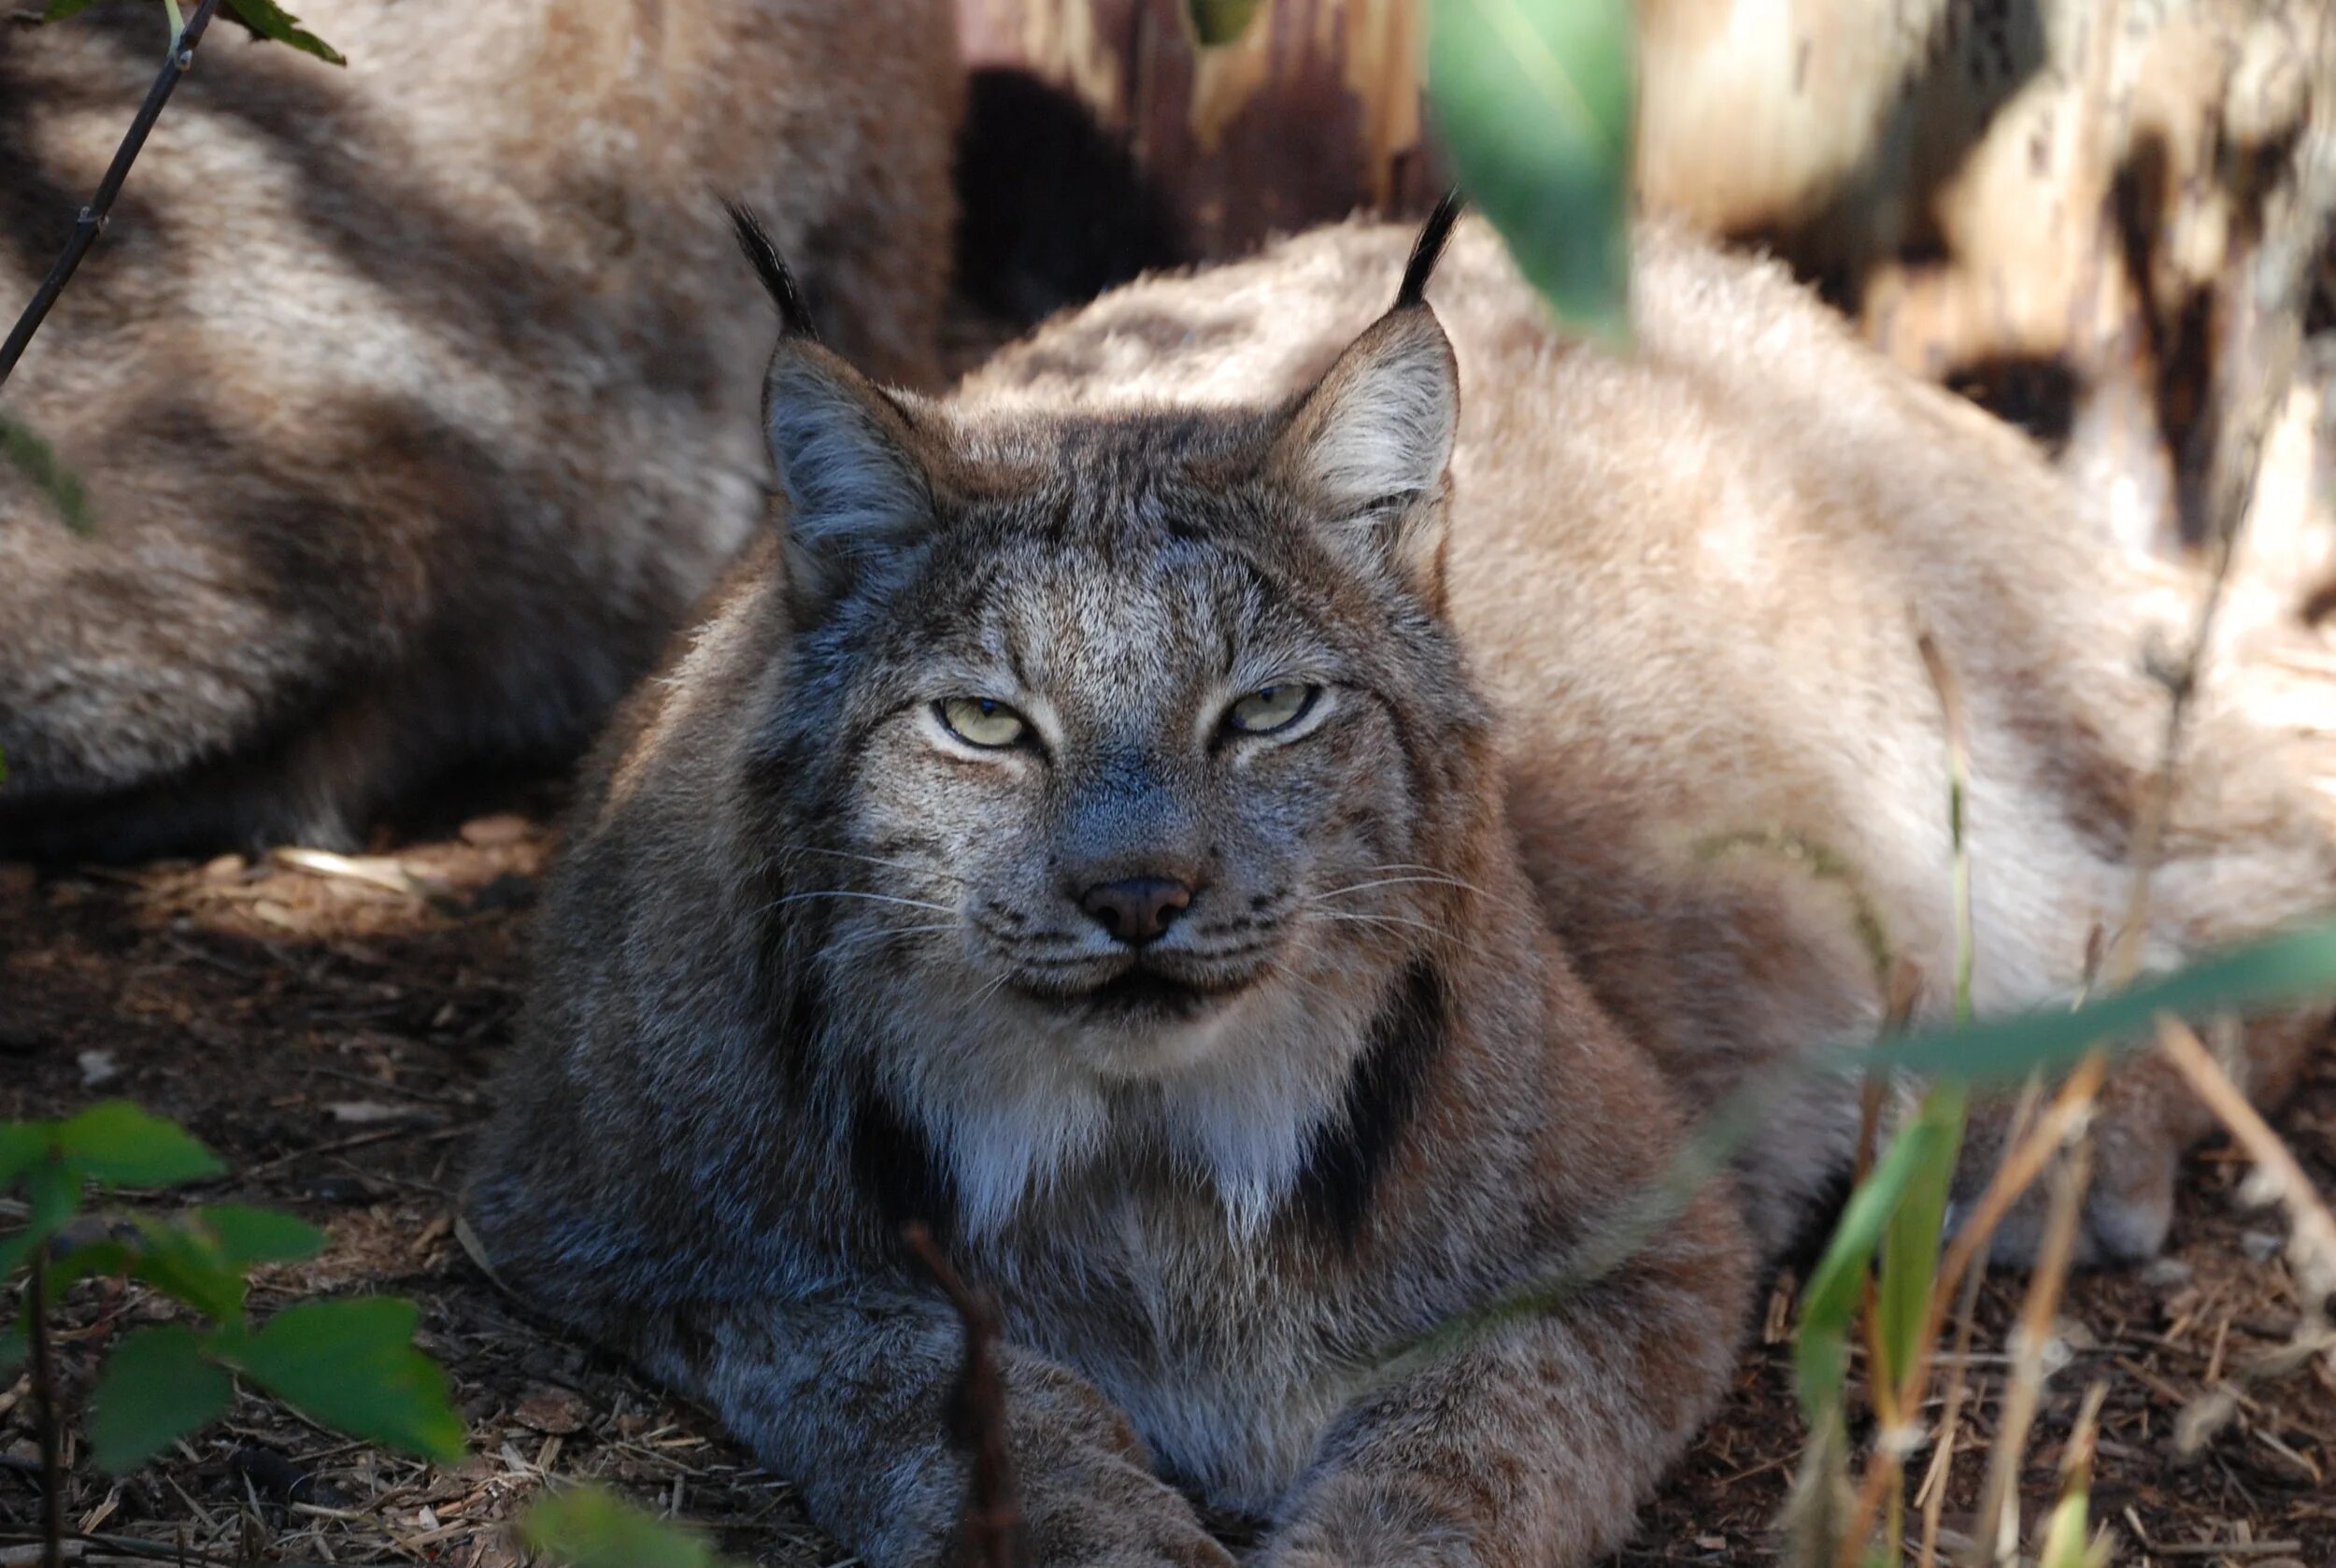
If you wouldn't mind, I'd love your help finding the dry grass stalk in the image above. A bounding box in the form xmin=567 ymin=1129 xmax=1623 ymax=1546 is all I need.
xmin=1968 ymin=1140 xmax=2095 ymax=1566
xmin=2155 ymin=1014 xmax=2336 ymax=1451
xmin=1914 ymin=1073 xmax=2048 ymax=1568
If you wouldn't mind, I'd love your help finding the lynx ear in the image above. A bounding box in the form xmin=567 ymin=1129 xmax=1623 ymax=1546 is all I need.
xmin=1273 ymin=193 xmax=1463 ymax=594
xmin=730 ymin=203 xmax=934 ymax=612
xmin=762 ymin=348 xmax=935 ymax=604
xmin=1273 ymin=306 xmax=1460 ymax=594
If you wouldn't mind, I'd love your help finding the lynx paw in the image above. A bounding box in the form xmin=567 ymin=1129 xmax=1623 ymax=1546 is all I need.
xmin=1953 ymin=1105 xmax=2178 ymax=1268
xmin=1026 ymin=1451 xmax=1236 ymax=1568
xmin=1261 ymin=1474 xmax=1485 ymax=1568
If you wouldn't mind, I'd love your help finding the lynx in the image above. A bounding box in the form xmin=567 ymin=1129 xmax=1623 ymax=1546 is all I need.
xmin=469 ymin=202 xmax=2332 ymax=1566
xmin=0 ymin=0 xmax=960 ymax=860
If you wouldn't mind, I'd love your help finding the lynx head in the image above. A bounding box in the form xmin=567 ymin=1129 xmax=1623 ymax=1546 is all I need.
xmin=730 ymin=200 xmax=1503 ymax=1232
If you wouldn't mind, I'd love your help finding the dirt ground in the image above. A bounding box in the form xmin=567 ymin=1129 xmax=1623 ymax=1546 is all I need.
xmin=2 ymin=808 xmax=2333 ymax=1568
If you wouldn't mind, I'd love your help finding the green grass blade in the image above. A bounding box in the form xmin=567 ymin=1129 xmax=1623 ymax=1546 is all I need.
xmin=1862 ymin=919 xmax=2336 ymax=1082
xmin=1795 ymin=1119 xmax=1944 ymax=1420
xmin=1873 ymin=1081 xmax=1965 ymax=1393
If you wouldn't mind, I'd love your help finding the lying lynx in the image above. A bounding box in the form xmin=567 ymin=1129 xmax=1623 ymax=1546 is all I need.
xmin=469 ymin=201 xmax=2333 ymax=1567
xmin=0 ymin=0 xmax=958 ymax=860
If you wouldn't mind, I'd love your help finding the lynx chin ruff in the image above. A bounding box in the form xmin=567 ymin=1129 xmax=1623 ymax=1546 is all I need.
xmin=0 ymin=0 xmax=959 ymax=861
xmin=470 ymin=203 xmax=2333 ymax=1567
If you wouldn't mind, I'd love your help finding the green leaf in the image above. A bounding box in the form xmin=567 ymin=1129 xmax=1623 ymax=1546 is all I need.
xmin=1864 ymin=919 xmax=2336 ymax=1082
xmin=0 ymin=410 xmax=93 ymax=534
xmin=524 ymin=1488 xmax=730 ymax=1568
xmin=0 ymin=1122 xmax=50 ymax=1188
xmin=129 ymin=1217 xmax=246 ymax=1323
xmin=1427 ymin=0 xmax=1634 ymax=343
xmin=1187 ymin=0 xmax=1263 ymax=47
xmin=50 ymin=1237 xmax=135 ymax=1290
xmin=1 ymin=1157 xmax=84 ymax=1279
xmin=52 ymin=1102 xmax=222 ymax=1189
xmin=0 ymin=1319 xmax=23 ymax=1373
xmin=1793 ymin=1119 xmax=1946 ymax=1420
xmin=89 ymin=1324 xmax=233 ymax=1473
xmin=39 ymin=0 xmax=344 ymax=63
xmin=233 ymin=1298 xmax=463 ymax=1464
xmin=196 ymin=1205 xmax=325 ymax=1267
xmin=221 ymin=0 xmax=345 ymax=64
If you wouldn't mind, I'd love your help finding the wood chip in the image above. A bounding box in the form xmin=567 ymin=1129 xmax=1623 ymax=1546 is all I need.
xmin=274 ymin=848 xmax=423 ymax=897
xmin=512 ymin=1387 xmax=590 ymax=1436
xmin=458 ymin=813 xmax=532 ymax=848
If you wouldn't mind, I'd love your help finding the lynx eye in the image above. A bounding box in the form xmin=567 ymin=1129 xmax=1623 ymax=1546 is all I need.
xmin=1225 ymin=684 xmax=1318 ymax=735
xmin=936 ymin=696 xmax=1028 ymax=748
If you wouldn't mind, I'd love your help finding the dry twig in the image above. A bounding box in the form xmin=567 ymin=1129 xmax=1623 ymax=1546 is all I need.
xmin=903 ymin=1224 xmax=1028 ymax=1568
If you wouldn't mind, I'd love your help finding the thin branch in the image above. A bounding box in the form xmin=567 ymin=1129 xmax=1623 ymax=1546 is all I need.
xmin=26 ymin=1253 xmax=61 ymax=1568
xmin=902 ymin=1223 xmax=1028 ymax=1568
xmin=0 ymin=0 xmax=225 ymax=389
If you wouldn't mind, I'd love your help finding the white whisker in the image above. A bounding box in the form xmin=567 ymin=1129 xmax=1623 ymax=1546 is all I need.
xmin=1305 ymin=909 xmax=1445 ymax=937
xmin=763 ymin=889 xmax=961 ymax=917
xmin=779 ymin=845 xmax=968 ymax=884
xmin=1309 ymin=874 xmax=1478 ymax=900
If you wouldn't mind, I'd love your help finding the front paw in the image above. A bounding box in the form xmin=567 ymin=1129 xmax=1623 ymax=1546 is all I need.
xmin=1025 ymin=1451 xmax=1235 ymax=1568
xmin=1955 ymin=1092 xmax=2179 ymax=1268
xmin=1261 ymin=1474 xmax=1484 ymax=1568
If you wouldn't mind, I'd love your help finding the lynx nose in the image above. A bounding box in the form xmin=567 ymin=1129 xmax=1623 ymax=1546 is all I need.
xmin=1078 ymin=877 xmax=1192 ymax=946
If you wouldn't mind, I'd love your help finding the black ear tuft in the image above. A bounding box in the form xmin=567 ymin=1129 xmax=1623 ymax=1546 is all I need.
xmin=1395 ymin=189 xmax=1464 ymax=311
xmin=725 ymin=200 xmax=819 ymax=341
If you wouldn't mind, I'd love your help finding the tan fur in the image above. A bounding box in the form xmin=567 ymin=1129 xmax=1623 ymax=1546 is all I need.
xmin=963 ymin=215 xmax=2336 ymax=1262
xmin=471 ymin=213 xmax=2332 ymax=1568
xmin=0 ymin=0 xmax=959 ymax=857
xmin=471 ymin=217 xmax=1753 ymax=1567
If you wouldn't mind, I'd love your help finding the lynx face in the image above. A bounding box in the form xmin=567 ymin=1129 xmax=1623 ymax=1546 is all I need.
xmin=726 ymin=226 xmax=1482 ymax=1226
xmin=783 ymin=433 xmax=1471 ymax=1078
xmin=763 ymin=411 xmax=1481 ymax=1079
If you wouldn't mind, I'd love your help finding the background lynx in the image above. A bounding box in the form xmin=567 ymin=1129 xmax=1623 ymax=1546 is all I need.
xmin=0 ymin=0 xmax=959 ymax=860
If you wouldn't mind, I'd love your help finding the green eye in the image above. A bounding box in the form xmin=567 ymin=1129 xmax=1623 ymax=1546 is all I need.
xmin=1226 ymin=684 xmax=1318 ymax=735
xmin=937 ymin=696 xmax=1028 ymax=748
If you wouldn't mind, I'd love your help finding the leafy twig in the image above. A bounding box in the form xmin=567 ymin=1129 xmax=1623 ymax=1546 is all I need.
xmin=0 ymin=0 xmax=223 ymax=388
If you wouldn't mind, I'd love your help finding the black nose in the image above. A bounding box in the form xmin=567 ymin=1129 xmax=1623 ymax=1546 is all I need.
xmin=1078 ymin=877 xmax=1193 ymax=945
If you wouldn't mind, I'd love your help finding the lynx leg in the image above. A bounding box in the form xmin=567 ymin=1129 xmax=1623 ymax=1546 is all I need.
xmin=639 ymin=1295 xmax=1232 ymax=1568
xmin=1260 ymin=1186 xmax=1750 ymax=1568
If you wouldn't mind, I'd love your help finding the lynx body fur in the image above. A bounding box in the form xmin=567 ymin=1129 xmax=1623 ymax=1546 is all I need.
xmin=0 ymin=0 xmax=959 ymax=858
xmin=470 ymin=210 xmax=2333 ymax=1568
